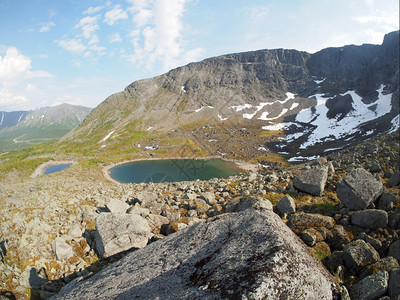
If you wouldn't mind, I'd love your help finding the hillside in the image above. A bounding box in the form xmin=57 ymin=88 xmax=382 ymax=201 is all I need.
xmin=0 ymin=104 xmax=92 ymax=152
xmin=61 ymin=31 xmax=399 ymax=162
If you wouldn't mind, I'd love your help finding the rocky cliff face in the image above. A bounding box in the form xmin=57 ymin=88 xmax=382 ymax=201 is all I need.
xmin=63 ymin=31 xmax=399 ymax=160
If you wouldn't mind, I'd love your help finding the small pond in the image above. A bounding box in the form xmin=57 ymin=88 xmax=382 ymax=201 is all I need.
xmin=45 ymin=164 xmax=72 ymax=175
xmin=109 ymin=159 xmax=242 ymax=183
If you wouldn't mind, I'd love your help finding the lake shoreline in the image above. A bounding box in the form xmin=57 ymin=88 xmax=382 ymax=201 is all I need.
xmin=31 ymin=160 xmax=76 ymax=178
xmin=102 ymin=156 xmax=258 ymax=184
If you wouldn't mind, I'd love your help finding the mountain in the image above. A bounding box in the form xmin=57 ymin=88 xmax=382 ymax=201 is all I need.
xmin=62 ymin=31 xmax=399 ymax=161
xmin=0 ymin=103 xmax=92 ymax=152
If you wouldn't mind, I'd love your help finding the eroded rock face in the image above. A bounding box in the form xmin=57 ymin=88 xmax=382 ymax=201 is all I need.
xmin=336 ymin=168 xmax=384 ymax=210
xmin=53 ymin=210 xmax=340 ymax=299
xmin=94 ymin=213 xmax=153 ymax=258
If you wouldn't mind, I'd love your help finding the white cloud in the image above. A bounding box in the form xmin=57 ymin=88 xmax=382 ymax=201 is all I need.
xmin=84 ymin=5 xmax=104 ymax=15
xmin=57 ymin=39 xmax=87 ymax=53
xmin=110 ymin=33 xmax=122 ymax=43
xmin=133 ymin=8 xmax=153 ymax=27
xmin=76 ymin=16 xmax=99 ymax=40
xmin=126 ymin=0 xmax=204 ymax=72
xmin=104 ymin=5 xmax=128 ymax=25
xmin=39 ymin=21 xmax=56 ymax=33
xmin=0 ymin=47 xmax=53 ymax=110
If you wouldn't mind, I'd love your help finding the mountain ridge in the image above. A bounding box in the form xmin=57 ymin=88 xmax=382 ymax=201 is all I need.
xmin=62 ymin=31 xmax=399 ymax=161
xmin=0 ymin=103 xmax=92 ymax=152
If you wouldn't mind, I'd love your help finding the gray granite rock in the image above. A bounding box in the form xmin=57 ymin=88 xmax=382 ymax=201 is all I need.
xmin=336 ymin=168 xmax=384 ymax=210
xmin=105 ymin=198 xmax=129 ymax=214
xmin=293 ymin=166 xmax=328 ymax=196
xmin=351 ymin=209 xmax=388 ymax=230
xmin=387 ymin=171 xmax=400 ymax=187
xmin=350 ymin=270 xmax=388 ymax=300
xmin=388 ymin=268 xmax=400 ymax=300
xmin=343 ymin=239 xmax=380 ymax=270
xmin=53 ymin=210 xmax=340 ymax=299
xmin=53 ymin=237 xmax=74 ymax=261
xmin=276 ymin=195 xmax=296 ymax=215
xmin=378 ymin=192 xmax=398 ymax=210
xmin=94 ymin=213 xmax=153 ymax=258
xmin=388 ymin=240 xmax=400 ymax=263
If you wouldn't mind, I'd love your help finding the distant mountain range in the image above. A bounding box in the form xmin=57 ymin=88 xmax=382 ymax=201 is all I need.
xmin=0 ymin=104 xmax=92 ymax=152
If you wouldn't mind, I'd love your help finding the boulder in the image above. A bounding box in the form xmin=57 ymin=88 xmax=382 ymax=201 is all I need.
xmin=336 ymin=168 xmax=384 ymax=210
xmin=301 ymin=228 xmax=323 ymax=247
xmin=94 ymin=214 xmax=153 ymax=258
xmin=53 ymin=237 xmax=74 ymax=261
xmin=53 ymin=210 xmax=340 ymax=299
xmin=287 ymin=212 xmax=335 ymax=234
xmin=293 ymin=166 xmax=328 ymax=196
xmin=343 ymin=239 xmax=380 ymax=270
xmin=378 ymin=192 xmax=398 ymax=210
xmin=105 ymin=198 xmax=129 ymax=214
xmin=387 ymin=171 xmax=400 ymax=187
xmin=389 ymin=268 xmax=400 ymax=299
xmin=231 ymin=196 xmax=273 ymax=212
xmin=350 ymin=270 xmax=388 ymax=300
xmin=351 ymin=209 xmax=388 ymax=230
xmin=200 ymin=192 xmax=217 ymax=205
xmin=0 ymin=239 xmax=8 ymax=260
xmin=388 ymin=240 xmax=400 ymax=263
xmin=276 ymin=195 xmax=296 ymax=215
xmin=135 ymin=191 xmax=158 ymax=207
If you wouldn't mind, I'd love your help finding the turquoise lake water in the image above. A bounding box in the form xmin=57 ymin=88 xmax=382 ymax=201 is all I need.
xmin=109 ymin=159 xmax=242 ymax=183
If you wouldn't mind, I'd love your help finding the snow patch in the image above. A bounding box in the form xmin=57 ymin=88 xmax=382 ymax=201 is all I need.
xmin=218 ymin=114 xmax=228 ymax=121
xmin=231 ymin=104 xmax=252 ymax=112
xmin=75 ymin=113 xmax=81 ymax=122
xmin=262 ymin=122 xmax=299 ymax=131
xmin=294 ymin=85 xmax=393 ymax=148
xmin=289 ymin=103 xmax=299 ymax=110
xmin=258 ymin=108 xmax=288 ymax=121
xmin=147 ymin=126 xmax=153 ymax=131
xmin=288 ymin=155 xmax=320 ymax=162
xmin=195 ymin=107 xmax=204 ymax=113
xmin=181 ymin=86 xmax=187 ymax=93
xmin=314 ymin=78 xmax=325 ymax=84
xmin=0 ymin=112 xmax=3 ymax=126
xmin=100 ymin=130 xmax=115 ymax=143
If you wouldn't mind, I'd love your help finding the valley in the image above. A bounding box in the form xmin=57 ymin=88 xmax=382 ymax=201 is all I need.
xmin=0 ymin=31 xmax=399 ymax=299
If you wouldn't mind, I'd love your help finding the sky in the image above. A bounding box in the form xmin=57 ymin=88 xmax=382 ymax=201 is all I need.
xmin=0 ymin=0 xmax=398 ymax=112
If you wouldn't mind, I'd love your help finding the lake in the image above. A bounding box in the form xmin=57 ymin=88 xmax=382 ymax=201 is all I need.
xmin=108 ymin=159 xmax=243 ymax=183
xmin=45 ymin=164 xmax=71 ymax=175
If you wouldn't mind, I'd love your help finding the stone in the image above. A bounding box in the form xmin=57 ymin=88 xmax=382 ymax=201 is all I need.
xmin=369 ymin=161 xmax=382 ymax=173
xmin=53 ymin=237 xmax=74 ymax=261
xmin=276 ymin=195 xmax=296 ymax=215
xmin=0 ymin=239 xmax=8 ymax=260
xmin=351 ymin=209 xmax=388 ymax=230
xmin=287 ymin=212 xmax=335 ymax=234
xmin=301 ymin=228 xmax=323 ymax=247
xmin=388 ymin=240 xmax=400 ymax=263
xmin=378 ymin=192 xmax=398 ymax=210
xmin=343 ymin=239 xmax=380 ymax=270
xmin=388 ymin=268 xmax=400 ymax=300
xmin=350 ymin=270 xmax=388 ymax=300
xmin=357 ymin=232 xmax=382 ymax=250
xmin=68 ymin=224 xmax=83 ymax=238
xmin=105 ymin=198 xmax=129 ymax=214
xmin=94 ymin=214 xmax=153 ymax=258
xmin=200 ymin=192 xmax=217 ymax=205
xmin=293 ymin=166 xmax=328 ymax=196
xmin=231 ymin=196 xmax=273 ymax=212
xmin=336 ymin=168 xmax=384 ymax=210
xmin=387 ymin=171 xmax=400 ymax=187
xmin=327 ymin=225 xmax=352 ymax=250
xmin=365 ymin=256 xmax=399 ymax=276
xmin=135 ymin=191 xmax=158 ymax=207
xmin=52 ymin=210 xmax=340 ymax=299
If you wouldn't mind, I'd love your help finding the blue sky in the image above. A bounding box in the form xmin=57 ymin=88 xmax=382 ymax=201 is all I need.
xmin=0 ymin=0 xmax=398 ymax=111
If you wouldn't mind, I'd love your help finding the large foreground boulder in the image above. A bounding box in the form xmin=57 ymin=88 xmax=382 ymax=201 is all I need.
xmin=94 ymin=213 xmax=153 ymax=258
xmin=336 ymin=168 xmax=383 ymax=210
xmin=53 ymin=209 xmax=340 ymax=299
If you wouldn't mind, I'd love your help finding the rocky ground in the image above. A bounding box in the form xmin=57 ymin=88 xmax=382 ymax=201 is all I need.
xmin=0 ymin=131 xmax=399 ymax=299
